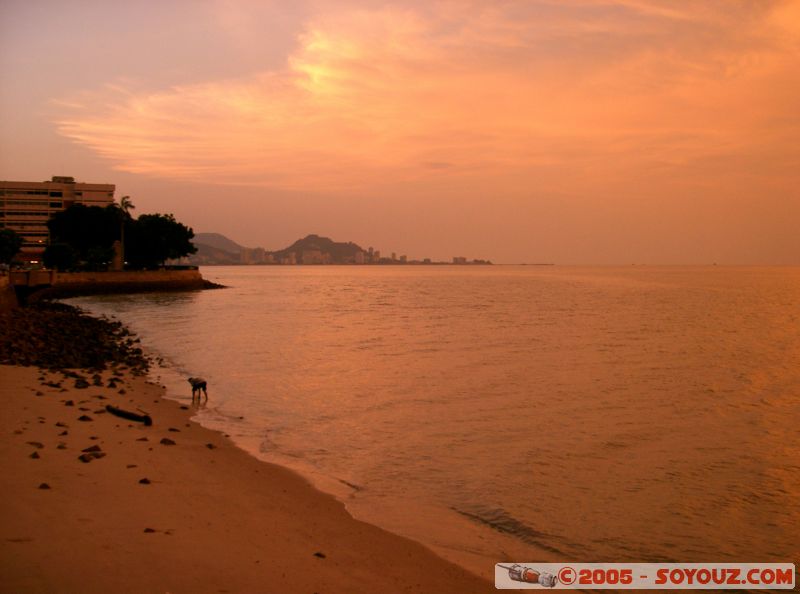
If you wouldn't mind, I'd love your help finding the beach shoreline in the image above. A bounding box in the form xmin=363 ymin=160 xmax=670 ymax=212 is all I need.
xmin=0 ymin=364 xmax=491 ymax=593
xmin=0 ymin=304 xmax=491 ymax=593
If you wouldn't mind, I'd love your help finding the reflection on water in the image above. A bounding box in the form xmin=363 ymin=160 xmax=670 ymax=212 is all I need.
xmin=69 ymin=266 xmax=800 ymax=576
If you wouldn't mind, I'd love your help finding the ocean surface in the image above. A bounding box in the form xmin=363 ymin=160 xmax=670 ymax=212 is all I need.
xmin=68 ymin=266 xmax=800 ymax=576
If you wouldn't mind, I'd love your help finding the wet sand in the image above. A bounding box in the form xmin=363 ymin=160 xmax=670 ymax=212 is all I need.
xmin=0 ymin=364 xmax=491 ymax=593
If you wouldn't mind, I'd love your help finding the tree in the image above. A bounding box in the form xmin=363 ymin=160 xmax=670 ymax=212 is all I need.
xmin=126 ymin=213 xmax=197 ymax=269
xmin=0 ymin=228 xmax=23 ymax=266
xmin=47 ymin=204 xmax=120 ymax=265
xmin=46 ymin=204 xmax=196 ymax=271
xmin=116 ymin=195 xmax=135 ymax=267
xmin=43 ymin=243 xmax=78 ymax=270
xmin=118 ymin=195 xmax=135 ymax=217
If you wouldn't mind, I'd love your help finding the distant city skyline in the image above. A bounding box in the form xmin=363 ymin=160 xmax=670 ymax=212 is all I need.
xmin=189 ymin=231 xmax=492 ymax=266
xmin=1 ymin=1 xmax=798 ymax=264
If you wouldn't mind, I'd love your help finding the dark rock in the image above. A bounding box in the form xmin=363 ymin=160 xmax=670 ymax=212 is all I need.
xmin=106 ymin=405 xmax=152 ymax=425
xmin=74 ymin=379 xmax=90 ymax=389
xmin=26 ymin=441 xmax=44 ymax=449
xmin=57 ymin=443 xmax=67 ymax=450
xmin=64 ymin=400 xmax=74 ymax=407
xmin=143 ymin=528 xmax=156 ymax=533
xmin=138 ymin=478 xmax=151 ymax=485
xmin=0 ymin=302 xmax=151 ymax=372
xmin=313 ymin=552 xmax=326 ymax=559
xmin=205 ymin=443 xmax=216 ymax=449
xmin=168 ymin=428 xmax=180 ymax=432
xmin=160 ymin=438 xmax=176 ymax=446
xmin=77 ymin=415 xmax=92 ymax=422
xmin=29 ymin=451 xmax=40 ymax=459
xmin=81 ymin=445 xmax=102 ymax=453
xmin=38 ymin=483 xmax=51 ymax=490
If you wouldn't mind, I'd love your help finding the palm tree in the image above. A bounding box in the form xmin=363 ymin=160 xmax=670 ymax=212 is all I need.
xmin=117 ymin=195 xmax=135 ymax=269
xmin=119 ymin=195 xmax=135 ymax=217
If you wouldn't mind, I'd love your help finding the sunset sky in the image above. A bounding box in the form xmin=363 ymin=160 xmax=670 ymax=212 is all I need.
xmin=1 ymin=0 xmax=798 ymax=263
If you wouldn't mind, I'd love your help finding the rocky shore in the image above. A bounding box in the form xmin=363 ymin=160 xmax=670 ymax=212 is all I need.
xmin=0 ymin=301 xmax=150 ymax=372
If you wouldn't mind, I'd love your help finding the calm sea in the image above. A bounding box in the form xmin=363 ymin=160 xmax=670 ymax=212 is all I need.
xmin=68 ymin=266 xmax=800 ymax=577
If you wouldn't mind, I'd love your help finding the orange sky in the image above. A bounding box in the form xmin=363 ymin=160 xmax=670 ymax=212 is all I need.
xmin=1 ymin=0 xmax=798 ymax=263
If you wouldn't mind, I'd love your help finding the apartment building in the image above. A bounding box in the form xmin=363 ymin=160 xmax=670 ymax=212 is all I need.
xmin=0 ymin=176 xmax=115 ymax=263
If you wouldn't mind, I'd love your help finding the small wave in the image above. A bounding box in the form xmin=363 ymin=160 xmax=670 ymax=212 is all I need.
xmin=452 ymin=505 xmax=567 ymax=556
xmin=338 ymin=478 xmax=365 ymax=493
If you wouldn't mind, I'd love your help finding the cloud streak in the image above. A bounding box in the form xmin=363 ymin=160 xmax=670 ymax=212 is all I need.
xmin=54 ymin=0 xmax=800 ymax=195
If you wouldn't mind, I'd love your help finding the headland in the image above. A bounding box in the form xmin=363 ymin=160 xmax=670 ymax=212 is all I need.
xmin=5 ymin=268 xmax=224 ymax=307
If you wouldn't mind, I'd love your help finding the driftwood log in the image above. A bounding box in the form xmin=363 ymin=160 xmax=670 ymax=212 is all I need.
xmin=105 ymin=405 xmax=152 ymax=426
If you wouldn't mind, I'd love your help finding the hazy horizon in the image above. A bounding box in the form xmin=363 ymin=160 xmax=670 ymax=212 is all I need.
xmin=1 ymin=0 xmax=798 ymax=265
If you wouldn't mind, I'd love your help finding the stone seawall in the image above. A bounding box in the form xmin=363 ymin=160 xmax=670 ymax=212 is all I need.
xmin=15 ymin=269 xmax=221 ymax=303
xmin=54 ymin=269 xmax=203 ymax=285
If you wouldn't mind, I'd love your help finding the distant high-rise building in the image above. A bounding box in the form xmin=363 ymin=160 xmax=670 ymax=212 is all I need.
xmin=301 ymin=249 xmax=331 ymax=264
xmin=0 ymin=176 xmax=115 ymax=264
xmin=251 ymin=247 xmax=266 ymax=263
xmin=453 ymin=256 xmax=468 ymax=264
xmin=399 ymin=255 xmax=407 ymax=263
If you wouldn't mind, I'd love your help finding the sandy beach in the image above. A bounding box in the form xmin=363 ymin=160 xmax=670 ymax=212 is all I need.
xmin=0 ymin=306 xmax=490 ymax=593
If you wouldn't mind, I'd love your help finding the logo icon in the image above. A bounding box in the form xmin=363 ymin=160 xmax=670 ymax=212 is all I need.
xmin=498 ymin=564 xmax=559 ymax=588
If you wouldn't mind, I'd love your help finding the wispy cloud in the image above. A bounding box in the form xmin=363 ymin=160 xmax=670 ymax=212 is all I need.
xmin=54 ymin=0 xmax=800 ymax=193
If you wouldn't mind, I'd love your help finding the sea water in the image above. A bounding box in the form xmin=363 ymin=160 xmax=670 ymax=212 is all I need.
xmin=68 ymin=266 xmax=800 ymax=576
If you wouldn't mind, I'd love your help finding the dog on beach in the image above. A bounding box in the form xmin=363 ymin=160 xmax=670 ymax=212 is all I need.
xmin=188 ymin=377 xmax=208 ymax=400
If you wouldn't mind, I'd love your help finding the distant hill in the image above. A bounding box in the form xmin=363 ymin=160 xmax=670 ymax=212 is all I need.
xmin=186 ymin=232 xmax=246 ymax=265
xmin=194 ymin=232 xmax=245 ymax=254
xmin=191 ymin=242 xmax=241 ymax=265
xmin=272 ymin=234 xmax=365 ymax=264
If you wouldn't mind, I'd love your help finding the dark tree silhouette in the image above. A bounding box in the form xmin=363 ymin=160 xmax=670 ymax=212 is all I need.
xmin=47 ymin=204 xmax=195 ymax=270
xmin=0 ymin=228 xmax=23 ymax=265
xmin=125 ymin=213 xmax=197 ymax=269
xmin=43 ymin=243 xmax=78 ymax=270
